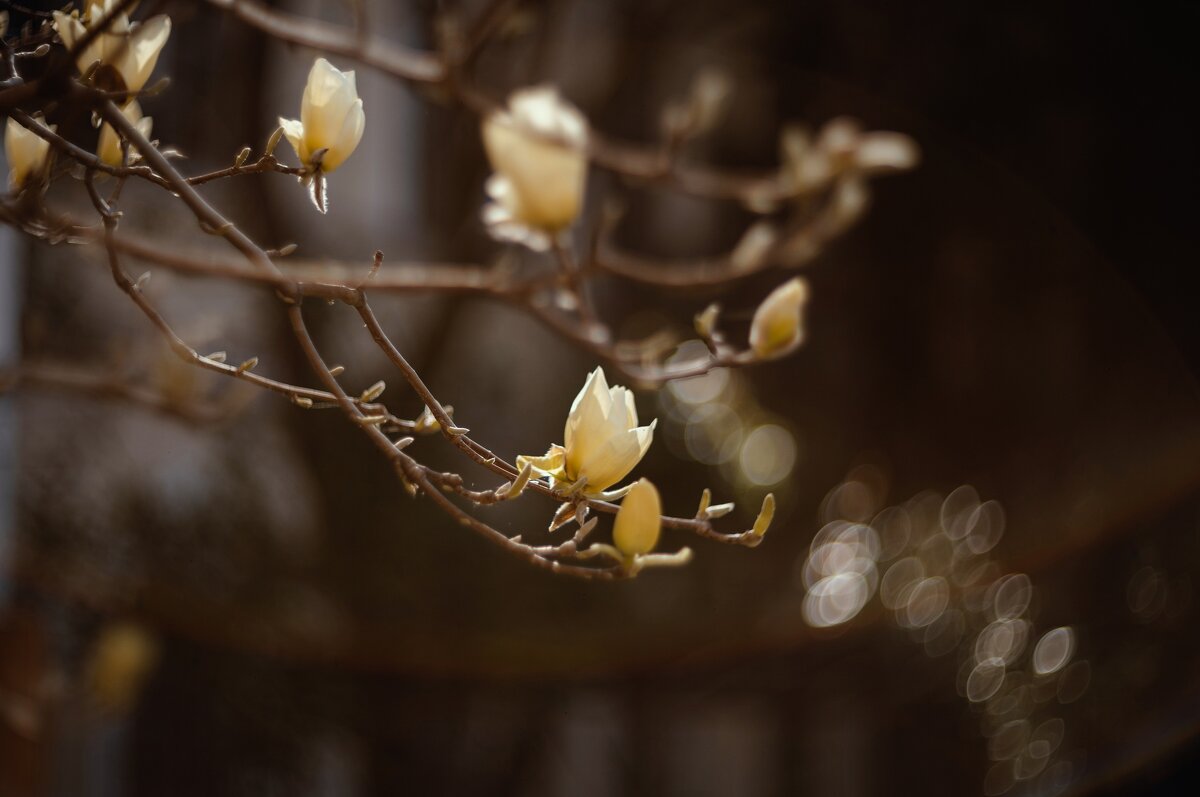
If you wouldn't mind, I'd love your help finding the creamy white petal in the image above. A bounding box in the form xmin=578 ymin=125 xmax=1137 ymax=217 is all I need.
xmin=509 ymin=86 xmax=587 ymax=148
xmin=565 ymin=370 xmax=614 ymax=476
xmin=575 ymin=428 xmax=647 ymax=493
xmin=605 ymin=385 xmax=636 ymax=437
xmin=134 ymin=114 xmax=153 ymax=141
xmin=567 ymin=367 xmax=605 ymax=423
xmin=321 ymin=97 xmax=364 ymax=172
xmin=278 ymin=117 xmax=308 ymax=164
xmin=623 ymin=389 xmax=638 ymax=427
xmin=484 ymin=173 xmax=521 ymax=216
xmin=6 ymin=117 xmax=53 ymax=188
xmin=302 ymin=59 xmax=357 ymax=151
xmin=97 ymin=100 xmax=142 ymax=167
xmin=96 ymin=121 xmax=122 ymax=166
xmin=479 ymin=87 xmax=588 ymax=233
xmin=116 ymin=14 xmax=170 ymax=93
xmin=565 ymin=367 xmax=606 ymax=448
xmin=52 ymin=12 xmax=82 ymax=49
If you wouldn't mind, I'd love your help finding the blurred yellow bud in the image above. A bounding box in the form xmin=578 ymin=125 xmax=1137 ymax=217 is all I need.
xmin=694 ymin=303 xmax=720 ymax=340
xmin=86 ymin=621 xmax=159 ymax=714
xmin=749 ymin=277 xmax=809 ymax=359
xmin=614 ymin=478 xmax=662 ymax=557
xmin=752 ymin=492 xmax=776 ymax=537
xmin=563 ymin=367 xmax=656 ymax=494
xmin=53 ymin=1 xmax=171 ymax=94
xmin=481 ymin=86 xmax=588 ymax=246
xmin=97 ymin=100 xmax=152 ymax=166
xmin=279 ymin=58 xmax=366 ymax=174
xmin=5 ymin=115 xmax=53 ymax=188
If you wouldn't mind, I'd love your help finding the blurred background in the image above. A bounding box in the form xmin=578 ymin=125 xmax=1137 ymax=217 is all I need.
xmin=2 ymin=0 xmax=1199 ymax=795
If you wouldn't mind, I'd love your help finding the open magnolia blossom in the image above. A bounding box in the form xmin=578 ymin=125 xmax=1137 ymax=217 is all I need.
xmin=97 ymin=100 xmax=152 ymax=167
xmin=5 ymin=116 xmax=54 ymax=188
xmin=481 ymin=86 xmax=588 ymax=250
xmin=53 ymin=0 xmax=171 ymax=94
xmin=749 ymin=277 xmax=810 ymax=359
xmin=279 ymin=58 xmax=366 ymax=176
xmin=613 ymin=478 xmax=663 ymax=557
xmin=518 ymin=367 xmax=656 ymax=497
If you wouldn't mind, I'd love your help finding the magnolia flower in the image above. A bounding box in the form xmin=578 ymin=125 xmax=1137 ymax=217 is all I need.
xmin=5 ymin=116 xmax=54 ymax=189
xmin=53 ymin=0 xmax=171 ymax=94
xmin=97 ymin=100 xmax=152 ymax=167
xmin=279 ymin=58 xmax=365 ymax=175
xmin=481 ymin=86 xmax=588 ymax=250
xmin=749 ymin=277 xmax=809 ymax=359
xmin=613 ymin=478 xmax=662 ymax=557
xmin=518 ymin=367 xmax=656 ymax=496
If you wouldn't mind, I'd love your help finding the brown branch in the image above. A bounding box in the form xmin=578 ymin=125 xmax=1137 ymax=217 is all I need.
xmin=206 ymin=0 xmax=445 ymax=84
xmin=91 ymin=89 xmax=282 ymax=279
xmin=284 ymin=299 xmax=626 ymax=579
xmin=205 ymin=0 xmax=915 ymax=210
xmin=0 ymin=361 xmax=239 ymax=425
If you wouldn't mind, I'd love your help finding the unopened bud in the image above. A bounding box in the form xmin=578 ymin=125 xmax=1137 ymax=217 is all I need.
xmin=359 ymin=380 xmax=386 ymax=402
xmin=613 ymin=478 xmax=662 ymax=557
xmin=749 ymin=278 xmax=808 ymax=360
xmin=694 ymin=304 xmax=720 ymax=341
xmin=752 ymin=493 xmax=776 ymax=537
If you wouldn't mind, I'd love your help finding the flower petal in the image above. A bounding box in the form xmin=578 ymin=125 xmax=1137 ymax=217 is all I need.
xmin=278 ymin=117 xmax=308 ymax=165
xmin=319 ymin=97 xmax=364 ymax=173
xmin=5 ymin=116 xmax=52 ymax=189
xmin=564 ymin=367 xmax=606 ymax=448
xmin=301 ymin=58 xmax=358 ymax=154
xmin=116 ymin=14 xmax=170 ymax=93
xmin=575 ymin=423 xmax=654 ymax=494
xmin=565 ymin=369 xmax=616 ymax=479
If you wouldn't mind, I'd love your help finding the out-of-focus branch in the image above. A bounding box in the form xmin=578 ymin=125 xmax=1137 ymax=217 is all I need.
xmin=206 ymin=0 xmax=445 ymax=83
xmin=207 ymin=0 xmax=915 ymax=211
xmin=0 ymin=361 xmax=239 ymax=424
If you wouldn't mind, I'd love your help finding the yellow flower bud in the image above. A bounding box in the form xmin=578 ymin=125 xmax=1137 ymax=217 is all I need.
xmin=5 ymin=115 xmax=54 ymax=188
xmin=694 ymin=303 xmax=720 ymax=340
xmin=279 ymin=58 xmax=366 ymax=174
xmin=86 ymin=621 xmax=159 ymax=713
xmin=97 ymin=100 xmax=152 ymax=167
xmin=481 ymin=86 xmax=588 ymax=243
xmin=752 ymin=492 xmax=776 ymax=537
xmin=749 ymin=277 xmax=809 ymax=359
xmin=613 ymin=478 xmax=662 ymax=557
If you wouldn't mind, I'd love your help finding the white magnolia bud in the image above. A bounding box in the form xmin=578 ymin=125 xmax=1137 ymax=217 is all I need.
xmin=5 ymin=115 xmax=54 ymax=188
xmin=749 ymin=277 xmax=809 ymax=359
xmin=613 ymin=478 xmax=662 ymax=557
xmin=279 ymin=58 xmax=366 ymax=174
xmin=97 ymin=100 xmax=152 ymax=166
xmin=481 ymin=86 xmax=588 ymax=238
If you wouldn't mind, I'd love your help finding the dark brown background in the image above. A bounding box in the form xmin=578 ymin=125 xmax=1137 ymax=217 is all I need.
xmin=1 ymin=0 xmax=1198 ymax=795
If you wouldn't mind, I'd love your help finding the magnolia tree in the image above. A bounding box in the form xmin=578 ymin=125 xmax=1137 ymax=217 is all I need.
xmin=0 ymin=0 xmax=917 ymax=579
